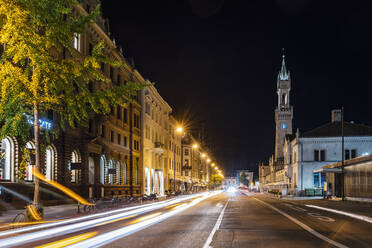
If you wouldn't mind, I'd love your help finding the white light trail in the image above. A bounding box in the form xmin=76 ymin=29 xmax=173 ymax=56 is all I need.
xmin=0 ymin=194 xmax=202 ymax=238
xmin=0 ymin=193 xmax=213 ymax=247
xmin=66 ymin=191 xmax=222 ymax=248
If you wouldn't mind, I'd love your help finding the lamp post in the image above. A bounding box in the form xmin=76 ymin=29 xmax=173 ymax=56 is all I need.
xmin=173 ymin=127 xmax=183 ymax=193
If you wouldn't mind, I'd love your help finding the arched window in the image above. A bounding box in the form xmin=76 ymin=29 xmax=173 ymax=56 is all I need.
xmin=108 ymin=160 xmax=114 ymax=184
xmin=88 ymin=157 xmax=94 ymax=185
xmin=123 ymin=161 xmax=127 ymax=185
xmin=100 ymin=155 xmax=106 ymax=184
xmin=0 ymin=138 xmax=12 ymax=181
xmin=116 ymin=161 xmax=122 ymax=185
xmin=70 ymin=150 xmax=81 ymax=184
xmin=25 ymin=142 xmax=35 ymax=181
xmin=45 ymin=146 xmax=55 ymax=181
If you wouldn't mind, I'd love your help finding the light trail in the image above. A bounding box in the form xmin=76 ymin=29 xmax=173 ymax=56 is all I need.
xmin=35 ymin=232 xmax=98 ymax=248
xmin=0 ymin=193 xmax=202 ymax=238
xmin=65 ymin=191 xmax=222 ymax=248
xmin=94 ymin=215 xmax=137 ymax=227
xmin=0 ymin=192 xmax=213 ymax=247
xmin=129 ymin=212 xmax=163 ymax=224
xmin=33 ymin=170 xmax=94 ymax=206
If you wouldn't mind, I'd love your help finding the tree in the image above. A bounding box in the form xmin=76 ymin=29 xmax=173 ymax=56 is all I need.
xmin=0 ymin=0 xmax=142 ymax=206
xmin=239 ymin=172 xmax=250 ymax=186
xmin=209 ymin=174 xmax=223 ymax=189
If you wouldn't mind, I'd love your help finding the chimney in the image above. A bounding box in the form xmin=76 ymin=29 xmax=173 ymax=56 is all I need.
xmin=331 ymin=109 xmax=342 ymax=122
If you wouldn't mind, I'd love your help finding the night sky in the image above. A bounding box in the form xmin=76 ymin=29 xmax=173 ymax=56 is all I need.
xmin=101 ymin=0 xmax=372 ymax=175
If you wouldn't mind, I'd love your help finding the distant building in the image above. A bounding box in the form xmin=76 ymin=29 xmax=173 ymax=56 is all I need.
xmin=222 ymin=177 xmax=237 ymax=188
xmin=282 ymin=111 xmax=372 ymax=191
xmin=258 ymin=52 xmax=372 ymax=194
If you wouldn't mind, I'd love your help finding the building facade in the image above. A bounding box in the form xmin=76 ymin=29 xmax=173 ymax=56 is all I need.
xmin=0 ymin=0 xmax=215 ymax=208
xmin=321 ymin=154 xmax=372 ymax=200
xmin=0 ymin=0 xmax=145 ymax=207
xmin=141 ymin=85 xmax=173 ymax=195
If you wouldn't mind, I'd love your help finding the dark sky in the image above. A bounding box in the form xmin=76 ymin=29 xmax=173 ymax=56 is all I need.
xmin=101 ymin=0 xmax=372 ymax=174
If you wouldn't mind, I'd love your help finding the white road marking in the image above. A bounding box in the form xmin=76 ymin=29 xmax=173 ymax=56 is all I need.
xmin=216 ymin=203 xmax=223 ymax=208
xmin=306 ymin=205 xmax=372 ymax=224
xmin=203 ymin=199 xmax=229 ymax=248
xmin=254 ymin=198 xmax=349 ymax=248
xmin=307 ymin=212 xmax=335 ymax=222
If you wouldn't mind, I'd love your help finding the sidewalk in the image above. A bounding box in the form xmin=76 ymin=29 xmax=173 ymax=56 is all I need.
xmin=0 ymin=204 xmax=79 ymax=223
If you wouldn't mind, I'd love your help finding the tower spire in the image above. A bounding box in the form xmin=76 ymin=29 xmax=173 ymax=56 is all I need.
xmin=279 ymin=48 xmax=289 ymax=81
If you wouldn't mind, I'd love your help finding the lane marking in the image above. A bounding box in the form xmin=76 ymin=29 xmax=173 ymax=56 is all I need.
xmin=306 ymin=213 xmax=335 ymax=222
xmin=254 ymin=198 xmax=349 ymax=248
xmin=306 ymin=205 xmax=372 ymax=224
xmin=282 ymin=203 xmax=335 ymax=222
xmin=203 ymin=199 xmax=229 ymax=248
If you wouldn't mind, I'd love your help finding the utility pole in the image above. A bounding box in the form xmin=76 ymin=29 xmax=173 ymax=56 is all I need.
xmin=341 ymin=107 xmax=345 ymax=201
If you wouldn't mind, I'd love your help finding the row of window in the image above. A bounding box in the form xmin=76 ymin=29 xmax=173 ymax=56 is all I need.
xmin=313 ymin=149 xmax=357 ymax=162
xmin=168 ymin=158 xmax=181 ymax=172
xmin=145 ymin=102 xmax=169 ymax=129
xmin=101 ymin=125 xmax=140 ymax=151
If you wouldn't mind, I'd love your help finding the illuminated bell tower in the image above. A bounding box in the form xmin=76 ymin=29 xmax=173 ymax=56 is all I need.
xmin=275 ymin=51 xmax=293 ymax=160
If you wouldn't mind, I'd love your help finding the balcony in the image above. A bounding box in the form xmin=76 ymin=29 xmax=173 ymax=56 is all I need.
xmin=154 ymin=141 xmax=164 ymax=154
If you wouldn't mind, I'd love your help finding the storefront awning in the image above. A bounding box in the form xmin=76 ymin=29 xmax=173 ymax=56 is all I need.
xmin=314 ymin=168 xmax=342 ymax=173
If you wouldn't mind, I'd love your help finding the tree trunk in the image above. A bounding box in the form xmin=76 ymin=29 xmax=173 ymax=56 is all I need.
xmin=33 ymin=102 xmax=40 ymax=206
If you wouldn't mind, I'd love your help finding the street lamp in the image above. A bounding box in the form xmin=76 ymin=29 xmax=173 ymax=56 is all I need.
xmin=207 ymin=158 xmax=211 ymax=163
xmin=201 ymin=153 xmax=206 ymax=158
xmin=173 ymin=126 xmax=183 ymax=193
xmin=192 ymin=144 xmax=198 ymax=149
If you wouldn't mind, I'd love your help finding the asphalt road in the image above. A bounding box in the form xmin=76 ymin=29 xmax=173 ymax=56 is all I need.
xmin=0 ymin=191 xmax=371 ymax=248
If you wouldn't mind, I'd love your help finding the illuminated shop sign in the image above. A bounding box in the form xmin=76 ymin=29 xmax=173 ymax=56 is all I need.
xmin=25 ymin=114 xmax=53 ymax=130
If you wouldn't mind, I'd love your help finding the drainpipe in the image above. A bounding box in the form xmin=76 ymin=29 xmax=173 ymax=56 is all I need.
xmin=341 ymin=107 xmax=345 ymax=201
xmin=129 ymin=102 xmax=133 ymax=197
xmin=301 ymin=141 xmax=303 ymax=191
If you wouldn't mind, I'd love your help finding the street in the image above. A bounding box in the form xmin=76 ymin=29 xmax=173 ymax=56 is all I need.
xmin=0 ymin=191 xmax=371 ymax=248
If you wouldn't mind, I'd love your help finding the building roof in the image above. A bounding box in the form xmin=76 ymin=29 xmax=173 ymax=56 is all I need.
xmin=279 ymin=54 xmax=289 ymax=81
xmin=322 ymin=154 xmax=372 ymax=169
xmin=300 ymin=121 xmax=372 ymax=138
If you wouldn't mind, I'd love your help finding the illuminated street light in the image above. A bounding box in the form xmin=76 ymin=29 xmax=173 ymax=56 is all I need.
xmin=201 ymin=153 xmax=206 ymax=158
xmin=173 ymin=125 xmax=183 ymax=192
xmin=207 ymin=158 xmax=211 ymax=163
xmin=192 ymin=144 xmax=198 ymax=149
xmin=211 ymin=163 xmax=215 ymax=167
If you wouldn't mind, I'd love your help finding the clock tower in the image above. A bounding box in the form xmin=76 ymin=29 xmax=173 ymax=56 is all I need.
xmin=275 ymin=52 xmax=293 ymax=160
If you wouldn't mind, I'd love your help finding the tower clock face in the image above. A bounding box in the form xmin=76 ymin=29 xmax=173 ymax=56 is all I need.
xmin=282 ymin=123 xmax=287 ymax=129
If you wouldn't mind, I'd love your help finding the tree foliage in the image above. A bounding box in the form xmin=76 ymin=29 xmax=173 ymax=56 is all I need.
xmin=239 ymin=172 xmax=250 ymax=186
xmin=0 ymin=0 xmax=142 ymax=141
xmin=210 ymin=173 xmax=223 ymax=186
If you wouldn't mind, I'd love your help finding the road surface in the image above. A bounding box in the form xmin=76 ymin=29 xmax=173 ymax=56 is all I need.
xmin=0 ymin=191 xmax=371 ymax=247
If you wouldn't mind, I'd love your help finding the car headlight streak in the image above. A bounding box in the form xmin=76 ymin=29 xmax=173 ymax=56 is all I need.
xmin=0 ymin=192 xmax=216 ymax=247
